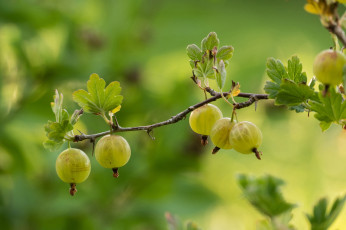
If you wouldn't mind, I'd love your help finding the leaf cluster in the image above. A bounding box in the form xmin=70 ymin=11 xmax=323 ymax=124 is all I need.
xmin=264 ymin=56 xmax=346 ymax=131
xmin=44 ymin=74 xmax=123 ymax=151
xmin=186 ymin=32 xmax=234 ymax=90
xmin=237 ymin=174 xmax=295 ymax=218
xmin=43 ymin=90 xmax=82 ymax=150
xmin=238 ymin=174 xmax=346 ymax=230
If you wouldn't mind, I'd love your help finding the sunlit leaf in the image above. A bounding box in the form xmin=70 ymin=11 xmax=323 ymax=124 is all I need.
xmin=72 ymin=73 xmax=123 ymax=114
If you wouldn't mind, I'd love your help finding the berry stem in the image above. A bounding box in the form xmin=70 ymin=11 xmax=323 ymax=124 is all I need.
xmin=201 ymin=135 xmax=208 ymax=146
xmin=252 ymin=148 xmax=262 ymax=160
xmin=112 ymin=168 xmax=119 ymax=178
xmin=212 ymin=146 xmax=220 ymax=154
xmin=69 ymin=183 xmax=77 ymax=196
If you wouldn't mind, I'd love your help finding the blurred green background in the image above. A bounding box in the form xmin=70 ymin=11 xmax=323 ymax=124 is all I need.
xmin=0 ymin=0 xmax=345 ymax=229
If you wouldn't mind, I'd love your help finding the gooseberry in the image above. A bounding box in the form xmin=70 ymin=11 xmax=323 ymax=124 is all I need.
xmin=210 ymin=117 xmax=236 ymax=154
xmin=189 ymin=104 xmax=223 ymax=145
xmin=229 ymin=121 xmax=262 ymax=160
xmin=56 ymin=148 xmax=91 ymax=196
xmin=95 ymin=134 xmax=131 ymax=177
xmin=313 ymin=49 xmax=346 ymax=86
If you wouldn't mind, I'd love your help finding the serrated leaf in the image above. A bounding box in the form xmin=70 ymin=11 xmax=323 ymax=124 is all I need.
xmin=216 ymin=60 xmax=226 ymax=90
xmin=288 ymin=104 xmax=306 ymax=113
xmin=307 ymin=195 xmax=346 ymax=230
xmin=202 ymin=32 xmax=219 ymax=51
xmin=266 ymin=58 xmax=288 ymax=84
xmin=45 ymin=120 xmax=73 ymax=142
xmin=237 ymin=174 xmax=296 ymax=218
xmin=287 ymin=56 xmax=307 ymax=83
xmin=72 ymin=73 xmax=123 ymax=114
xmin=216 ymin=46 xmax=234 ymax=60
xmin=309 ymin=86 xmax=346 ymax=130
xmin=187 ymin=44 xmax=202 ymax=61
xmin=43 ymin=140 xmax=64 ymax=151
xmin=275 ymin=79 xmax=319 ymax=106
xmin=319 ymin=121 xmax=332 ymax=131
xmin=264 ymin=81 xmax=281 ymax=98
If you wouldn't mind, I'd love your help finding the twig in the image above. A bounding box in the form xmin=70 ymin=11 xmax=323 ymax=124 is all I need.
xmin=74 ymin=90 xmax=269 ymax=142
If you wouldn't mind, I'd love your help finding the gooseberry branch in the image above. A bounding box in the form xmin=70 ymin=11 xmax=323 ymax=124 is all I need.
xmin=73 ymin=90 xmax=269 ymax=142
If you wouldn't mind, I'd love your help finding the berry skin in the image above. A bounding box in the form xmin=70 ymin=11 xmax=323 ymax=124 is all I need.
xmin=229 ymin=121 xmax=262 ymax=160
xmin=56 ymin=148 xmax=91 ymax=195
xmin=189 ymin=104 xmax=223 ymax=136
xmin=313 ymin=50 xmax=346 ymax=86
xmin=95 ymin=135 xmax=131 ymax=177
xmin=210 ymin=118 xmax=236 ymax=153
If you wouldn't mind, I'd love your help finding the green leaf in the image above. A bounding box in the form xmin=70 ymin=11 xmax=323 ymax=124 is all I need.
xmin=43 ymin=140 xmax=63 ymax=151
xmin=216 ymin=60 xmax=226 ymax=90
xmin=264 ymin=81 xmax=281 ymax=98
xmin=287 ymin=56 xmax=307 ymax=83
xmin=216 ymin=46 xmax=234 ymax=60
xmin=45 ymin=120 xmax=73 ymax=142
xmin=309 ymin=86 xmax=346 ymax=131
xmin=187 ymin=44 xmax=202 ymax=61
xmin=70 ymin=109 xmax=83 ymax=125
xmin=237 ymin=174 xmax=296 ymax=218
xmin=307 ymin=195 xmax=346 ymax=230
xmin=288 ymin=104 xmax=306 ymax=113
xmin=51 ymin=89 xmax=64 ymax=123
xmin=275 ymin=79 xmax=319 ymax=106
xmin=266 ymin=58 xmax=288 ymax=84
xmin=264 ymin=56 xmax=319 ymax=113
xmin=201 ymin=32 xmax=219 ymax=51
xmin=72 ymin=73 xmax=123 ymax=114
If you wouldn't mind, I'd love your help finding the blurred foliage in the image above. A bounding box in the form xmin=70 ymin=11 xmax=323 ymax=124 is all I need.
xmin=0 ymin=0 xmax=346 ymax=229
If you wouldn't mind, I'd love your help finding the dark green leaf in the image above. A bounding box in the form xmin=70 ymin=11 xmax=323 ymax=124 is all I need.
xmin=237 ymin=174 xmax=296 ymax=218
xmin=275 ymin=79 xmax=318 ymax=106
xmin=309 ymin=86 xmax=346 ymax=131
xmin=72 ymin=73 xmax=123 ymax=114
xmin=288 ymin=104 xmax=306 ymax=113
xmin=307 ymin=195 xmax=346 ymax=230
xmin=216 ymin=46 xmax=234 ymax=60
xmin=187 ymin=44 xmax=202 ymax=61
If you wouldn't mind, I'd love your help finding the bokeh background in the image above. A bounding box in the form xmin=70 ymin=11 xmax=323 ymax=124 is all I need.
xmin=0 ymin=0 xmax=345 ymax=229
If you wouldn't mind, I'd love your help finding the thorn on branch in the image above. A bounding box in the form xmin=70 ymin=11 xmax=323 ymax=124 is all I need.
xmin=147 ymin=129 xmax=155 ymax=140
xmin=90 ymin=137 xmax=96 ymax=156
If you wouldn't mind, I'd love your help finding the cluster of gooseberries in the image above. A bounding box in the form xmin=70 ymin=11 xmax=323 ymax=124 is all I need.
xmin=56 ymin=134 xmax=131 ymax=196
xmin=189 ymin=104 xmax=263 ymax=160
